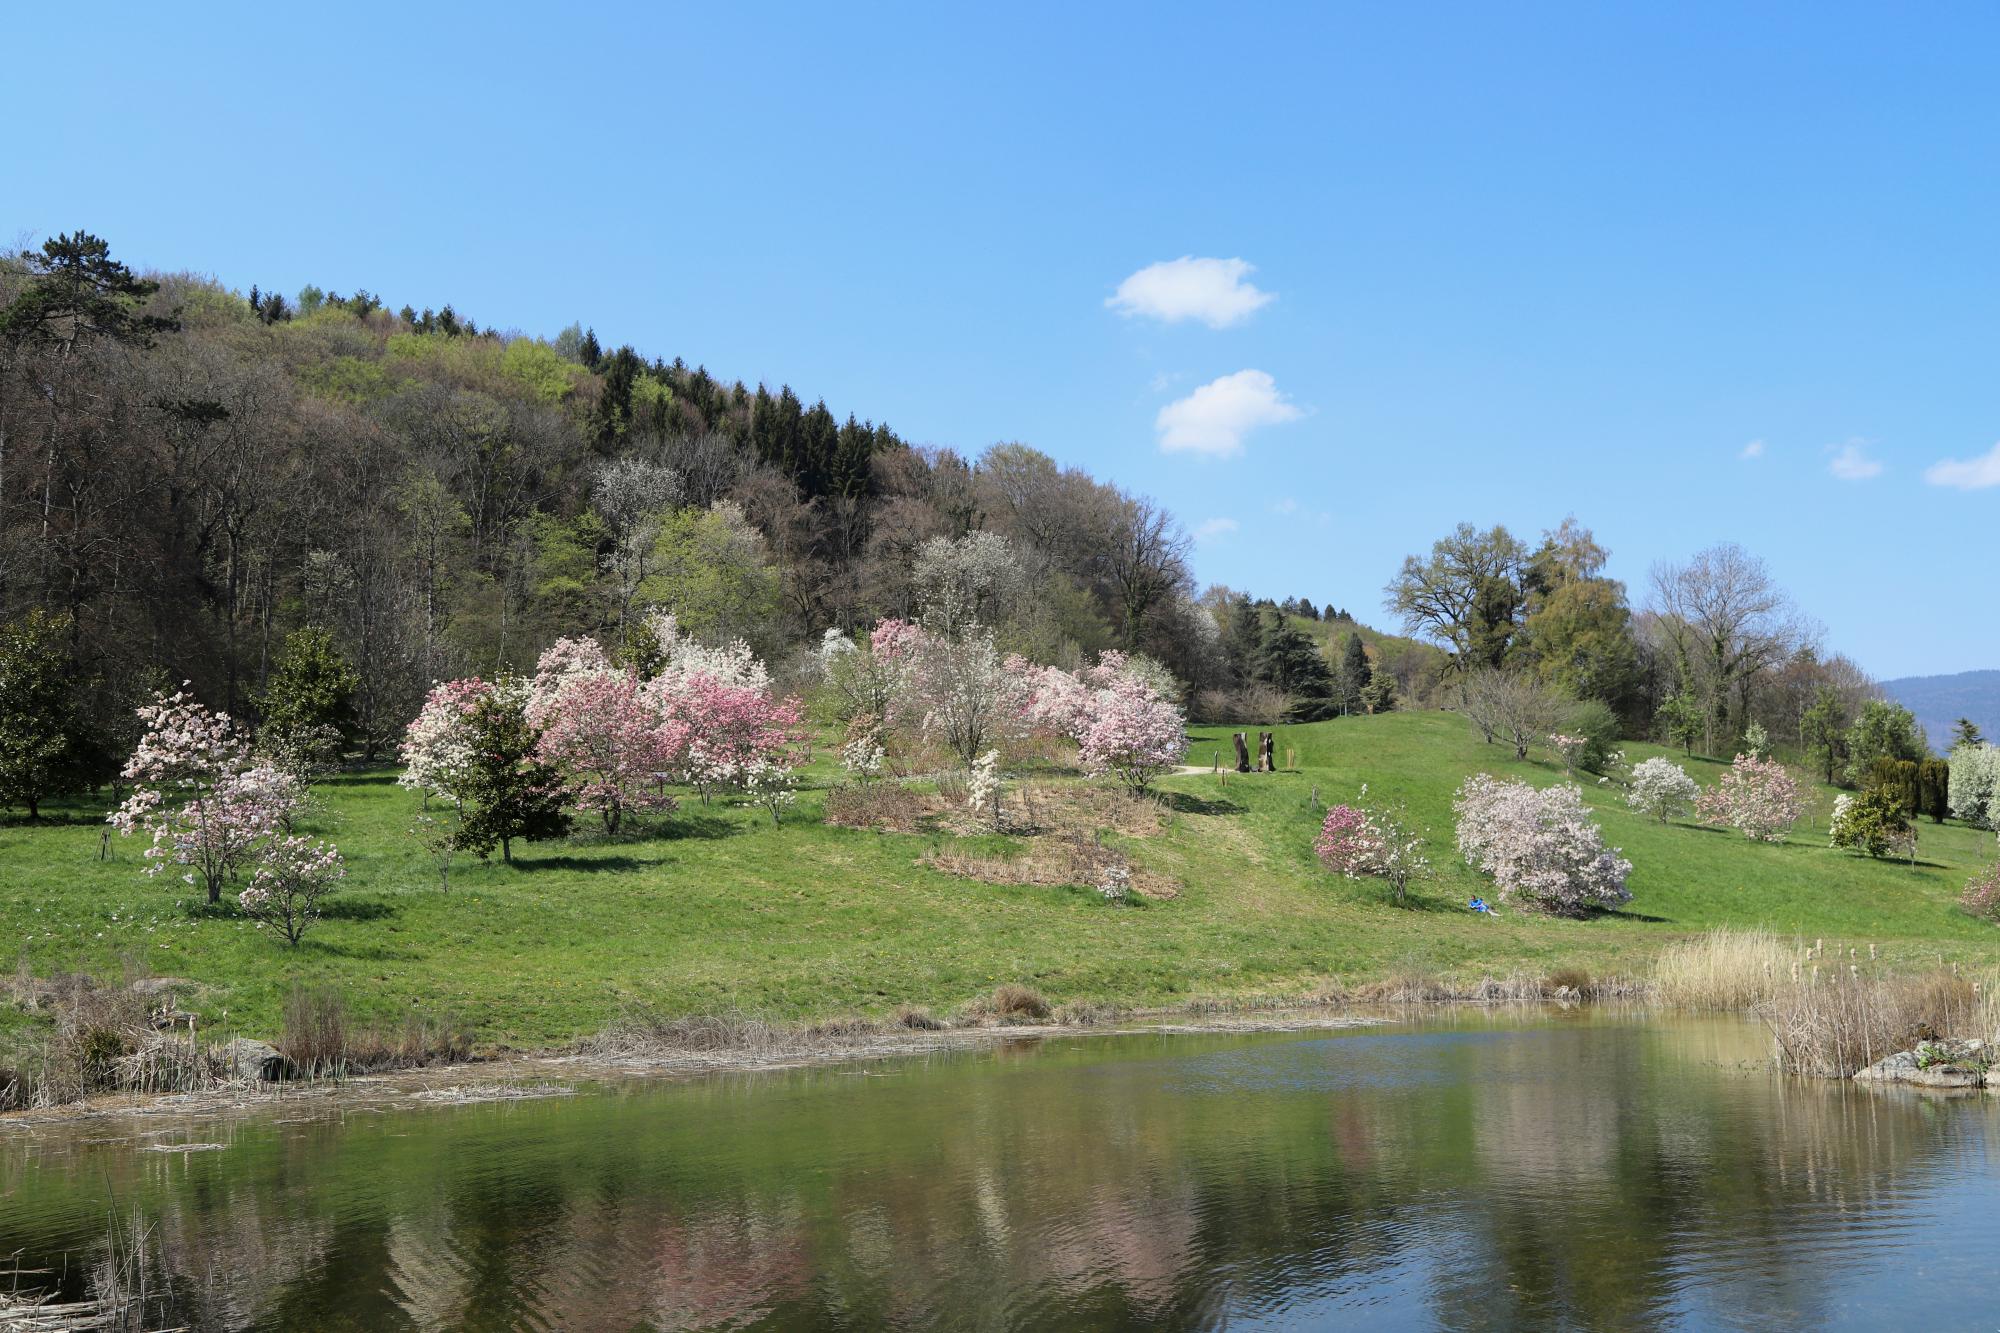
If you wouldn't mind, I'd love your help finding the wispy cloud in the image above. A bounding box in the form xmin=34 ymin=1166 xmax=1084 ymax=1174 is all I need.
xmin=1194 ymin=516 xmax=1240 ymax=543
xmin=1739 ymin=439 xmax=1766 ymax=460
xmin=1269 ymin=497 xmax=1300 ymax=515
xmin=1155 ymin=369 xmax=1303 ymax=458
xmin=1827 ymin=440 xmax=1883 ymax=481
xmin=1107 ymin=256 xmax=1275 ymax=329
xmin=1923 ymin=441 xmax=2000 ymax=491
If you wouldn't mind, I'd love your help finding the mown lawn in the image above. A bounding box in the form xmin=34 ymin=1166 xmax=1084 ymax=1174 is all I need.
xmin=2 ymin=711 xmax=1994 ymax=1049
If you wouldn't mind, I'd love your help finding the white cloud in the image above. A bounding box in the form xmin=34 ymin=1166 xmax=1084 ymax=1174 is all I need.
xmin=1827 ymin=440 xmax=1883 ymax=481
xmin=1739 ymin=439 xmax=1766 ymax=460
xmin=1155 ymin=370 xmax=1303 ymax=458
xmin=1194 ymin=516 xmax=1240 ymax=543
xmin=1269 ymin=497 xmax=1300 ymax=515
xmin=1106 ymin=256 xmax=1275 ymax=329
xmin=1924 ymin=441 xmax=2000 ymax=491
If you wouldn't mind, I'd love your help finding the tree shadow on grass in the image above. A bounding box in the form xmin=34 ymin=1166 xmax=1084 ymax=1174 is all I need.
xmin=525 ymin=855 xmax=653 ymax=874
xmin=298 ymin=939 xmax=422 ymax=962
xmin=1599 ymin=907 xmax=1673 ymax=923
xmin=657 ymin=814 xmax=738 ymax=841
xmin=320 ymin=898 xmax=398 ymax=921
xmin=1154 ymin=791 xmax=1247 ymax=817
xmin=0 ymin=811 xmax=108 ymax=828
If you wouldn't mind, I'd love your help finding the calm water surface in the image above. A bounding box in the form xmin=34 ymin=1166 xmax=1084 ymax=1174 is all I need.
xmin=3 ymin=1010 xmax=1996 ymax=1330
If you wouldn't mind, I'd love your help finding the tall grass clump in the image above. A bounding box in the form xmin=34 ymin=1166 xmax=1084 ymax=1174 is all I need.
xmin=1650 ymin=928 xmax=1790 ymax=1010
xmin=1758 ymin=970 xmax=1984 ymax=1077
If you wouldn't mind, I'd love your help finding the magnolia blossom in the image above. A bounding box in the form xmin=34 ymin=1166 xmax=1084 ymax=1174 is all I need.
xmin=1948 ymin=742 xmax=2000 ymax=830
xmin=966 ymin=749 xmax=1004 ymax=828
xmin=110 ymin=691 xmax=300 ymax=904
xmin=398 ymin=678 xmax=491 ymax=801
xmin=650 ymin=670 xmax=806 ymax=800
xmin=645 ymin=609 xmax=770 ymax=692
xmin=1454 ymin=774 xmax=1632 ymax=915
xmin=741 ymin=758 xmax=800 ymax=826
xmin=881 ymin=624 xmax=1031 ymax=770
xmin=239 ymin=833 xmax=345 ymax=946
xmin=1018 ymin=650 xmax=1186 ymax=792
xmin=532 ymin=661 xmax=683 ymax=833
xmin=1695 ymin=753 xmax=1803 ymax=844
xmin=1961 ymin=861 xmax=2000 ymax=923
xmin=1547 ymin=733 xmax=1589 ymax=773
xmin=1315 ymin=802 xmax=1430 ymax=903
xmin=1626 ymin=757 xmax=1699 ymax=822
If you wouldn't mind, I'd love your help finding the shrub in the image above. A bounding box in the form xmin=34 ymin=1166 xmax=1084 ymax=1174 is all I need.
xmin=238 ymin=834 xmax=345 ymax=945
xmin=1948 ymin=742 xmax=2000 ymax=828
xmin=986 ymin=984 xmax=1050 ymax=1023
xmin=823 ymin=781 xmax=924 ymax=833
xmin=1453 ymin=774 xmax=1632 ymax=915
xmin=1696 ymin=753 xmax=1803 ymax=843
xmin=1829 ymin=787 xmax=1913 ymax=860
xmin=1563 ymin=698 xmax=1623 ymax=774
xmin=1626 ymin=757 xmax=1699 ymax=822
xmin=1962 ymin=862 xmax=2000 ymax=923
xmin=1314 ymin=801 xmax=1429 ymax=904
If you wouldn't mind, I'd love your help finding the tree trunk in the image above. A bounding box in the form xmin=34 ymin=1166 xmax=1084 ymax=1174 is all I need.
xmin=1233 ymin=733 xmax=1251 ymax=773
xmin=502 ymin=836 xmax=513 ymax=864
xmin=1258 ymin=732 xmax=1275 ymax=773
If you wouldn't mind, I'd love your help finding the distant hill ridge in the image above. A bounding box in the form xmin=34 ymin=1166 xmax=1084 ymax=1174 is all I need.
xmin=1880 ymin=670 xmax=2000 ymax=749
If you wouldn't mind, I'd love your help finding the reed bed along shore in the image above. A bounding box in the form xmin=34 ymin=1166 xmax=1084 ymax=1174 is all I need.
xmin=6 ymin=932 xmax=1996 ymax=1114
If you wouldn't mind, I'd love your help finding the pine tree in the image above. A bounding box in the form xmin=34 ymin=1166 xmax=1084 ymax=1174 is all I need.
xmin=1951 ymin=718 xmax=1985 ymax=750
xmin=1336 ymin=633 xmax=1371 ymax=715
xmin=453 ymin=692 xmax=571 ymax=864
xmin=1256 ymin=616 xmax=1337 ymax=722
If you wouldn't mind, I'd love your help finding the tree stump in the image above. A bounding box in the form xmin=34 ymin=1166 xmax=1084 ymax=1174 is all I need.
xmin=1233 ymin=732 xmax=1252 ymax=773
xmin=1257 ymin=732 xmax=1275 ymax=773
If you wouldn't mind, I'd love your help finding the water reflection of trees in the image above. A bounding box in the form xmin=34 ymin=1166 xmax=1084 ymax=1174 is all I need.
xmin=4 ymin=1022 xmax=1992 ymax=1330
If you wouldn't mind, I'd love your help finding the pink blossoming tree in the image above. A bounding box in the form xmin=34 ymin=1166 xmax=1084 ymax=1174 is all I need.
xmin=1315 ymin=801 xmax=1430 ymax=904
xmin=110 ymin=690 xmax=301 ymax=904
xmin=238 ymin=833 xmax=345 ymax=945
xmin=1695 ymin=753 xmax=1803 ymax=843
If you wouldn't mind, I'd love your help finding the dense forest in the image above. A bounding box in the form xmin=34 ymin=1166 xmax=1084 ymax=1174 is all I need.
xmin=0 ymin=233 xmax=1926 ymax=807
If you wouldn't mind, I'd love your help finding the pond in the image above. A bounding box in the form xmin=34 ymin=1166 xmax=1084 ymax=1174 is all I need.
xmin=3 ymin=1010 xmax=1995 ymax=1330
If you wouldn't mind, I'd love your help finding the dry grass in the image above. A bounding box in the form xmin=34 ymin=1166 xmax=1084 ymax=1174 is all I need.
xmin=1650 ymin=928 xmax=1791 ymax=1011
xmin=280 ymin=985 xmax=473 ymax=1078
xmin=958 ymin=984 xmax=1052 ymax=1025
xmin=822 ymin=782 xmax=927 ymax=833
xmin=925 ymin=829 xmax=1179 ymax=900
xmin=1758 ymin=970 xmax=1986 ymax=1077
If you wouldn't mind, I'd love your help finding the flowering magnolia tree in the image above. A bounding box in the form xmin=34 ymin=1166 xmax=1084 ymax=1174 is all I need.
xmin=1021 ymin=651 xmax=1186 ymax=793
xmin=1454 ymin=774 xmax=1632 ymax=915
xmin=529 ymin=655 xmax=684 ymax=834
xmin=238 ymin=833 xmax=344 ymax=945
xmin=1315 ymin=801 xmax=1429 ymax=904
xmin=1695 ymin=753 xmax=1803 ymax=844
xmin=1948 ymin=742 xmax=2000 ymax=830
xmin=1626 ymin=757 xmax=1699 ymax=822
xmin=398 ymin=677 xmax=491 ymax=805
xmin=882 ymin=622 xmax=1030 ymax=770
xmin=1961 ymin=861 xmax=2000 ymax=923
xmin=1548 ymin=733 xmax=1589 ymax=774
xmin=110 ymin=691 xmax=301 ymax=904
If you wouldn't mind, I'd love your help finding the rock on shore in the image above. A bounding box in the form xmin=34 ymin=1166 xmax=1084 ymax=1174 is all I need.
xmin=1854 ymin=1040 xmax=1992 ymax=1089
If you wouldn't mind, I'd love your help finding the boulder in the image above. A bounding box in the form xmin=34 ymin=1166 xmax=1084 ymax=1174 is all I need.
xmin=1854 ymin=1040 xmax=1990 ymax=1089
xmin=219 ymin=1038 xmax=292 ymax=1082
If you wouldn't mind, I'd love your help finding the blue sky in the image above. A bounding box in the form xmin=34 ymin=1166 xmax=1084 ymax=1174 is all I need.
xmin=8 ymin=3 xmax=1995 ymax=677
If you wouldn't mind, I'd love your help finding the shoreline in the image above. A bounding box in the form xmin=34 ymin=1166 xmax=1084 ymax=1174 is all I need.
xmin=0 ymin=1004 xmax=1400 ymax=1129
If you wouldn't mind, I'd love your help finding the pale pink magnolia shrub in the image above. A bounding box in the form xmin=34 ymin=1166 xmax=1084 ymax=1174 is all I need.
xmin=110 ymin=690 xmax=302 ymax=904
xmin=1548 ymin=733 xmax=1588 ymax=773
xmin=1695 ymin=753 xmax=1803 ymax=844
xmin=1453 ymin=774 xmax=1632 ymax=915
xmin=882 ymin=624 xmax=1032 ymax=770
xmin=239 ymin=833 xmax=345 ymax=946
xmin=1961 ymin=862 xmax=2000 ymax=923
xmin=1017 ymin=650 xmax=1186 ymax=792
xmin=1315 ymin=802 xmax=1430 ymax=903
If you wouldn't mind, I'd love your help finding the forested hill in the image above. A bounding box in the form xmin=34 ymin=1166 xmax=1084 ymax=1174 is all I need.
xmin=0 ymin=232 xmax=1258 ymax=758
xmin=1881 ymin=671 xmax=2000 ymax=751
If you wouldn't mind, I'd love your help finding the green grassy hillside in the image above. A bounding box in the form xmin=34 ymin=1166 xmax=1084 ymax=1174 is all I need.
xmin=3 ymin=711 xmax=1994 ymax=1050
